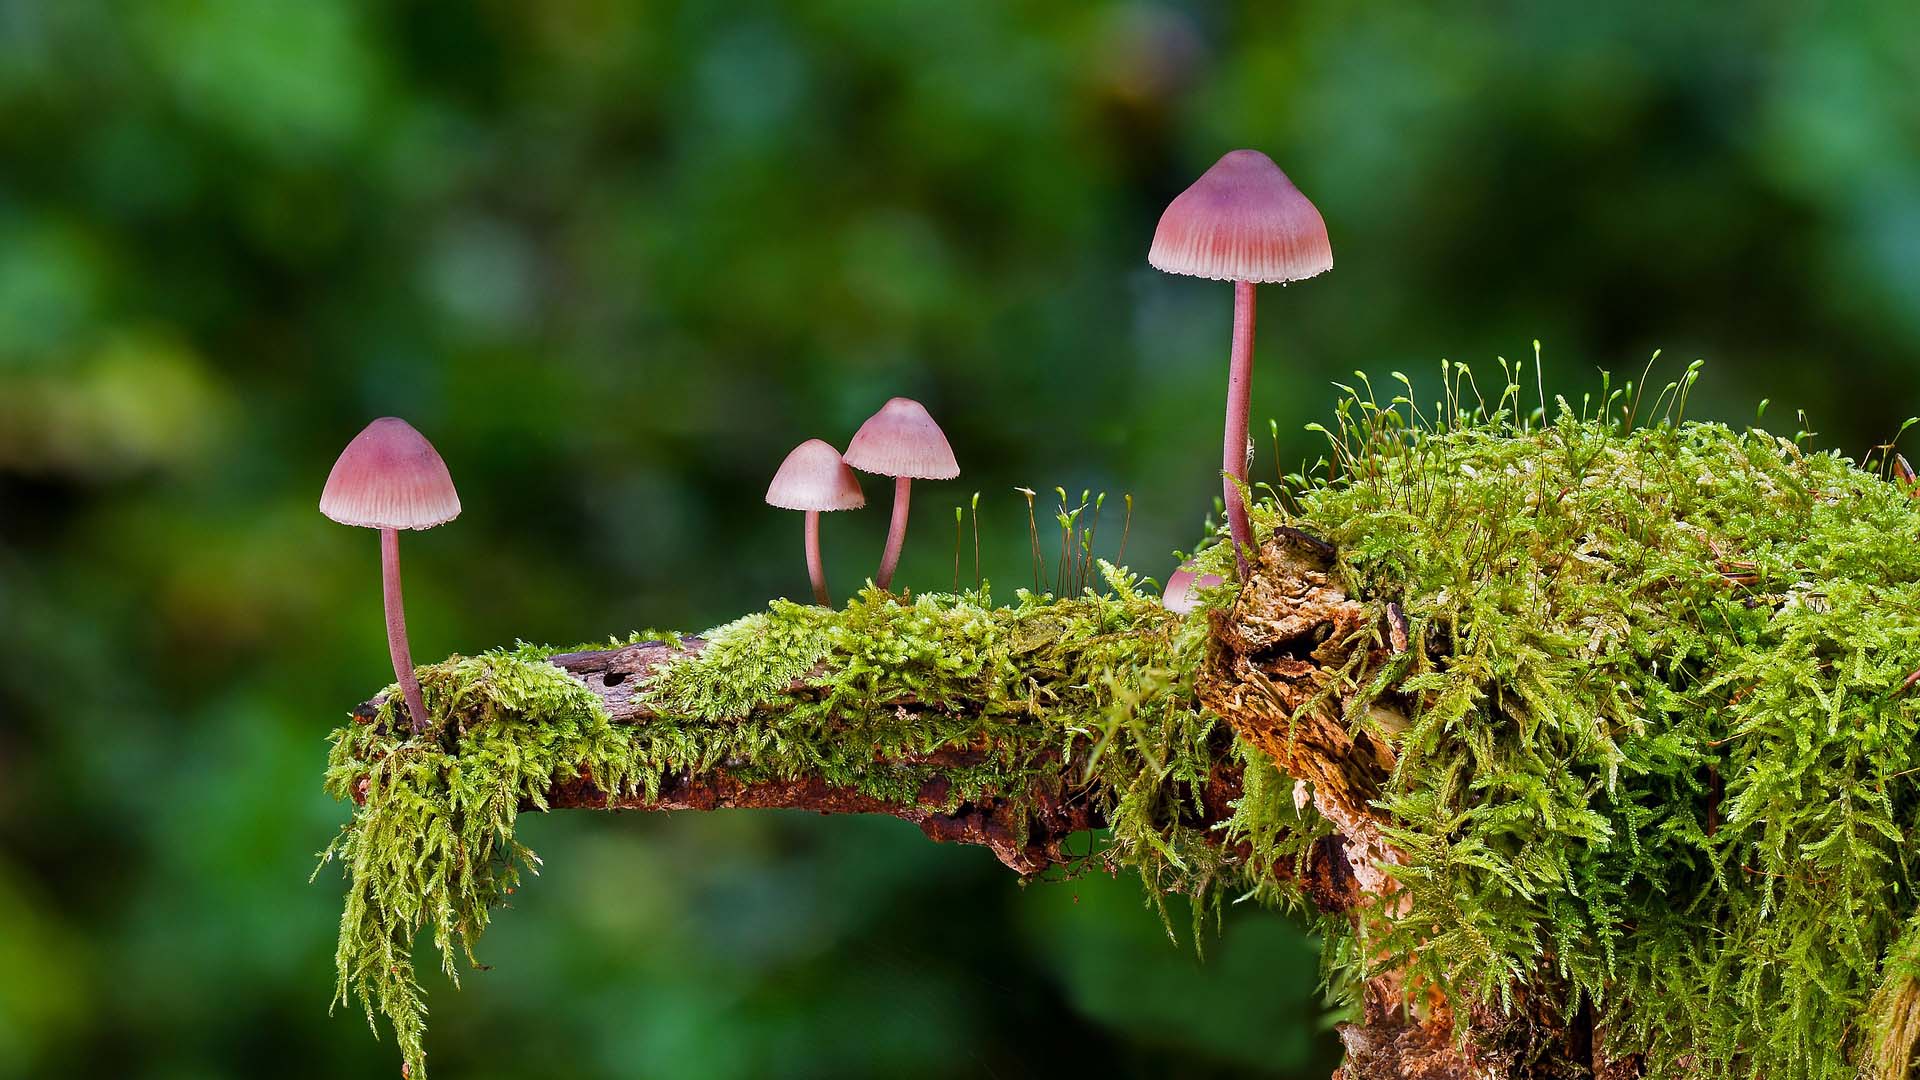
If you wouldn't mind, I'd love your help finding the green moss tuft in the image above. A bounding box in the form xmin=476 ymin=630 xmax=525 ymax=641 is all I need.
xmin=314 ymin=650 xmax=639 ymax=1076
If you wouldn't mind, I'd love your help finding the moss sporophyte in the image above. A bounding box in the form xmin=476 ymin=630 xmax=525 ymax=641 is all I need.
xmin=320 ymin=375 xmax=1920 ymax=1080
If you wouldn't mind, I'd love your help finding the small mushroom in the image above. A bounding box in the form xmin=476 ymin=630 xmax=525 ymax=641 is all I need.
xmin=842 ymin=398 xmax=959 ymax=591
xmin=320 ymin=418 xmax=461 ymax=734
xmin=766 ymin=439 xmax=865 ymax=606
xmin=1162 ymin=559 xmax=1225 ymax=614
xmin=1150 ymin=149 xmax=1332 ymax=576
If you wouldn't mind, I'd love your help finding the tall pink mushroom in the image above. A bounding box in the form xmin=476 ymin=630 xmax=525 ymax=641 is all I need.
xmin=1150 ymin=149 xmax=1331 ymax=575
xmin=842 ymin=397 xmax=958 ymax=592
xmin=766 ymin=439 xmax=865 ymax=606
xmin=320 ymin=417 xmax=461 ymax=735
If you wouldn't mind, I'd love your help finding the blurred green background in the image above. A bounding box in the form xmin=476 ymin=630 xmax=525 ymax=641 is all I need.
xmin=1 ymin=1 xmax=1915 ymax=1076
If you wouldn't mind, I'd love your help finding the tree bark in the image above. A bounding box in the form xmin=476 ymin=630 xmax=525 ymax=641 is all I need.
xmin=351 ymin=531 xmax=1603 ymax=1079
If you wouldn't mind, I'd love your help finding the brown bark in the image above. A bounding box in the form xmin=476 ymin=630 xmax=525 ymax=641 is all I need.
xmin=542 ymin=751 xmax=1241 ymax=878
xmin=351 ymin=532 xmax=1610 ymax=1079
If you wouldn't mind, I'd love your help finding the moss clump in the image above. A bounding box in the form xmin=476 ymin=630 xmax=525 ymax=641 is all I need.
xmin=1271 ymin=371 xmax=1920 ymax=1079
xmin=316 ymin=649 xmax=643 ymax=1074
xmin=318 ymin=566 xmax=1262 ymax=1079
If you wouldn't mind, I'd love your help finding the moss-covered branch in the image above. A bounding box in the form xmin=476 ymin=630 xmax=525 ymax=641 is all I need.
xmin=344 ymin=593 xmax=1295 ymax=876
xmin=319 ymin=373 xmax=1920 ymax=1080
xmin=321 ymin=566 xmax=1332 ymax=1078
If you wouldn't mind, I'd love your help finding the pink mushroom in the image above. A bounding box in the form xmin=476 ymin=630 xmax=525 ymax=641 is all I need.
xmin=1150 ymin=149 xmax=1332 ymax=576
xmin=766 ymin=439 xmax=866 ymax=606
xmin=842 ymin=398 xmax=959 ymax=592
xmin=320 ymin=417 xmax=461 ymax=735
xmin=1162 ymin=559 xmax=1226 ymax=615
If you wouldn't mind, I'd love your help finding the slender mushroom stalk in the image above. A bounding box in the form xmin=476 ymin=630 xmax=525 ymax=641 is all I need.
xmin=878 ymin=476 xmax=912 ymax=591
xmin=1223 ymin=279 xmax=1257 ymax=565
xmin=1149 ymin=149 xmax=1332 ymax=577
xmin=380 ymin=527 xmax=430 ymax=732
xmin=320 ymin=417 xmax=462 ymax=735
xmin=767 ymin=439 xmax=865 ymax=606
xmin=802 ymin=510 xmax=828 ymax=605
xmin=843 ymin=397 xmax=959 ymax=592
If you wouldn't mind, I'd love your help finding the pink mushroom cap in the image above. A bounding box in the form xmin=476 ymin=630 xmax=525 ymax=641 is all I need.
xmin=766 ymin=439 xmax=866 ymax=512
xmin=320 ymin=417 xmax=461 ymax=530
xmin=1163 ymin=559 xmax=1226 ymax=614
xmin=842 ymin=397 xmax=959 ymax=480
xmin=1148 ymin=149 xmax=1332 ymax=284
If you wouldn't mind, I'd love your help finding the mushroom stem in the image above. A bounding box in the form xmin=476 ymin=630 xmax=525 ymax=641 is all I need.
xmin=805 ymin=510 xmax=831 ymax=607
xmin=380 ymin=527 xmax=430 ymax=734
xmin=876 ymin=475 xmax=912 ymax=591
xmin=1222 ymin=279 xmax=1258 ymax=577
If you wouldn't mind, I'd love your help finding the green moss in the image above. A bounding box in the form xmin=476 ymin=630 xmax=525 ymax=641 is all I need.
xmin=321 ymin=369 xmax=1920 ymax=1079
xmin=1272 ymin=369 xmax=1920 ymax=1079
xmin=317 ymin=567 xmax=1247 ymax=1079
xmin=315 ymin=649 xmax=642 ymax=1076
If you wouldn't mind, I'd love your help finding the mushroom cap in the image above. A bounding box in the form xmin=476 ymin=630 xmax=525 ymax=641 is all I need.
xmin=1148 ymin=149 xmax=1332 ymax=284
xmin=1163 ymin=560 xmax=1226 ymax=614
xmin=842 ymin=397 xmax=959 ymax=480
xmin=320 ymin=417 xmax=462 ymax=530
xmin=766 ymin=438 xmax=866 ymax=512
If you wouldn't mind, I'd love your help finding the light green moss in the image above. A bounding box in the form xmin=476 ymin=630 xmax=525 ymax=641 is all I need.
xmin=1266 ymin=368 xmax=1920 ymax=1079
xmin=315 ymin=649 xmax=643 ymax=1075
xmin=320 ymin=369 xmax=1920 ymax=1079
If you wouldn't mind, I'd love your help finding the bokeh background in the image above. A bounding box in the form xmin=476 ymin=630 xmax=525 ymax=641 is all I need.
xmin=1 ymin=1 xmax=1916 ymax=1076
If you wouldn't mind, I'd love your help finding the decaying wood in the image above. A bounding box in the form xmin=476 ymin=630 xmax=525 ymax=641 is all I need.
xmin=1200 ymin=529 xmax=1404 ymax=896
xmin=547 ymin=763 xmax=1110 ymax=876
